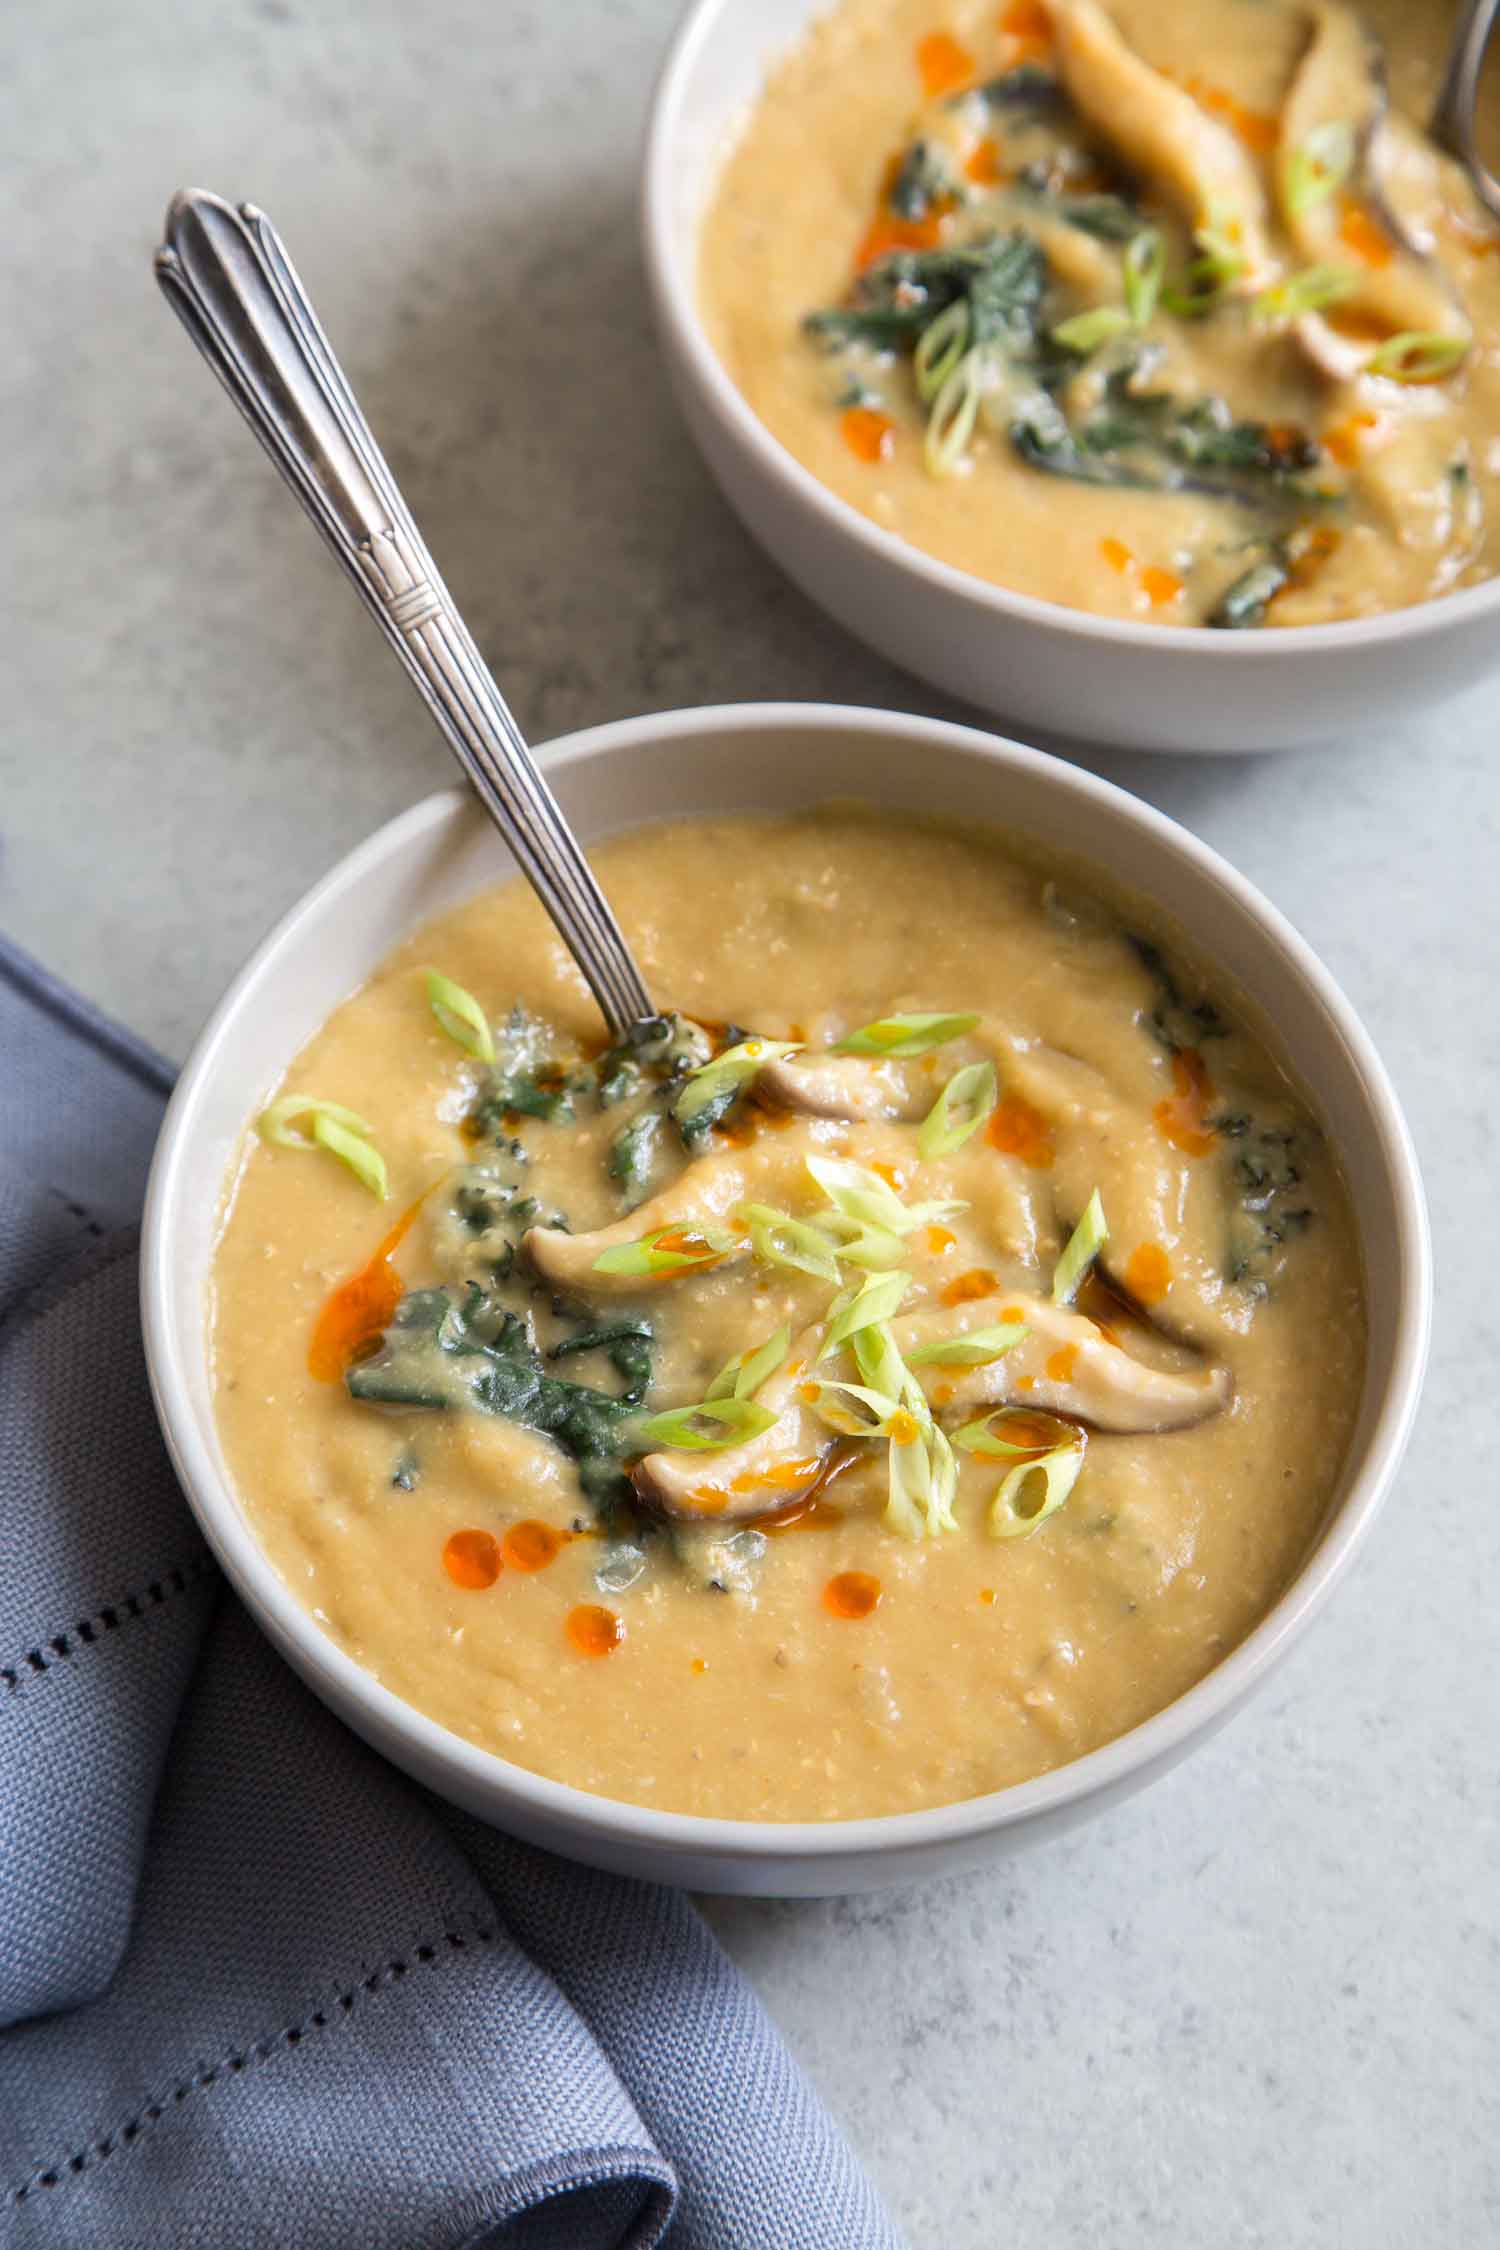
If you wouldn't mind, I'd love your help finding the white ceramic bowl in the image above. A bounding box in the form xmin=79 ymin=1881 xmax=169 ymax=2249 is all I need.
xmin=142 ymin=704 xmax=1430 ymax=1893
xmin=642 ymin=0 xmax=1500 ymax=753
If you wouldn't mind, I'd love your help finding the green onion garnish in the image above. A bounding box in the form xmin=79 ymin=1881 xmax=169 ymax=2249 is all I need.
xmin=806 ymin=1154 xmax=965 ymax=1239
xmin=1123 ymin=227 xmax=1165 ymax=326
xmin=914 ymin=299 xmax=972 ymax=403
xmin=423 ymin=970 xmax=495 ymax=1064
xmin=918 ymin=1060 xmax=997 ymax=1159
xmin=852 ymin=1320 xmax=960 ymax=1539
xmin=672 ymin=1037 xmax=801 ymax=1132
xmin=1283 ymin=120 xmax=1355 ymax=218
xmin=1252 ymin=263 xmax=1357 ymax=322
xmin=1052 ymin=1189 xmax=1109 ymax=1305
xmin=802 ymin=1377 xmax=915 ymax=1439
xmin=905 ymin=1319 xmax=1028 ymax=1368
xmin=835 ymin=1011 xmax=980 ymax=1057
xmin=735 ymin=1203 xmax=843 ymax=1284
xmin=257 ymin=1096 xmax=389 ymax=1200
xmin=954 ymin=1406 xmax=1064 ymax=1456
xmin=1052 ymin=304 xmax=1133 ymax=355
xmin=633 ymin=1396 xmax=779 ymax=1452
xmin=1365 ymin=330 xmax=1470 ymax=383
xmin=821 ymin=1269 xmax=911 ymax=1360
xmin=990 ymin=1440 xmax=1086 ymax=1539
xmin=592 ymin=1225 xmax=741 ymax=1277
xmin=814 ymin=1214 xmax=910 ymax=1272
xmin=925 ymin=349 xmax=984 ymax=478
xmin=706 ymin=1322 xmax=792 ymax=1403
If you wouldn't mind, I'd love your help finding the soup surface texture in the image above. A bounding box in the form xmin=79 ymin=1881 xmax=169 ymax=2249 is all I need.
xmin=212 ymin=811 xmax=1365 ymax=1821
xmin=700 ymin=0 xmax=1500 ymax=627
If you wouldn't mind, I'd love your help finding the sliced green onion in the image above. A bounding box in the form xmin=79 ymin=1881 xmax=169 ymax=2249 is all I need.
xmin=821 ymin=1269 xmax=911 ymax=1360
xmin=918 ymin=1060 xmax=997 ymax=1160
xmin=735 ymin=1203 xmax=842 ymax=1284
xmin=258 ymin=1096 xmax=388 ymax=1199
xmin=955 ymin=1406 xmax=1066 ymax=1457
xmin=308 ymin=1111 xmax=389 ymax=1200
xmin=423 ymin=969 xmax=495 ymax=1063
xmin=1123 ymin=227 xmax=1165 ymax=326
xmin=1283 ymin=120 xmax=1355 ymax=218
xmin=835 ymin=1012 xmax=980 ymax=1057
xmin=706 ymin=1322 xmax=792 ymax=1403
xmin=802 ymin=1378 xmax=913 ymax=1438
xmin=815 ymin=1213 xmax=910 ymax=1272
xmin=852 ymin=1318 xmax=908 ymax=1403
xmin=807 ymin=1154 xmax=965 ymax=1240
xmin=633 ymin=1396 xmax=778 ymax=1452
xmin=906 ymin=1319 xmax=1028 ymax=1368
xmin=1194 ymin=199 xmax=1251 ymax=287
xmin=672 ymin=1037 xmax=801 ymax=1131
xmin=914 ymin=299 xmax=972 ymax=403
xmin=592 ymin=1224 xmax=741 ymax=1277
xmin=889 ymin=1407 xmax=959 ymax=1541
xmin=1252 ymin=263 xmax=1357 ymax=322
xmin=1366 ymin=330 xmax=1470 ymax=383
xmin=990 ymin=1441 xmax=1085 ymax=1538
xmin=1052 ymin=1188 xmax=1109 ymax=1305
xmin=925 ymin=350 xmax=984 ymax=477
xmin=1052 ymin=304 xmax=1132 ymax=355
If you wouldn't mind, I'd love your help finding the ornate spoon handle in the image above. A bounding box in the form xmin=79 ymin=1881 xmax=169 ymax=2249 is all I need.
xmin=154 ymin=190 xmax=655 ymax=1037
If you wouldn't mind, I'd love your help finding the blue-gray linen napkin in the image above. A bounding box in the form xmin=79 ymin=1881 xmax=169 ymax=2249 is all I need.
xmin=0 ymin=937 xmax=904 ymax=2250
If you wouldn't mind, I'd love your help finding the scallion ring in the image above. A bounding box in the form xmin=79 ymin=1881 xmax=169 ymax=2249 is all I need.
xmin=592 ymin=1225 xmax=741 ymax=1277
xmin=1282 ymin=120 xmax=1355 ymax=218
xmin=1123 ymin=227 xmax=1165 ymax=326
xmin=1052 ymin=1188 xmax=1109 ymax=1305
xmin=905 ymin=1319 xmax=1028 ymax=1368
xmin=925 ymin=350 xmax=984 ymax=477
xmin=1366 ymin=330 xmax=1470 ymax=384
xmin=735 ymin=1203 xmax=843 ymax=1284
xmin=257 ymin=1095 xmax=388 ymax=1200
xmin=633 ymin=1396 xmax=779 ymax=1452
xmin=914 ymin=299 xmax=972 ymax=403
xmin=706 ymin=1323 xmax=793 ymax=1403
xmin=1052 ymin=304 xmax=1133 ymax=356
xmin=672 ymin=1037 xmax=802 ymax=1131
xmin=821 ymin=1269 xmax=911 ymax=1360
xmin=423 ymin=969 xmax=495 ymax=1063
xmin=835 ymin=1011 xmax=980 ymax=1058
xmin=1251 ymin=263 xmax=1357 ymax=322
xmin=990 ymin=1441 xmax=1086 ymax=1539
xmin=918 ymin=1060 xmax=997 ymax=1159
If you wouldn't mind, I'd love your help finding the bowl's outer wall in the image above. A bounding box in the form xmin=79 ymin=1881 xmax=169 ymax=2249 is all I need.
xmin=643 ymin=0 xmax=1500 ymax=752
xmin=144 ymin=709 xmax=1429 ymax=1893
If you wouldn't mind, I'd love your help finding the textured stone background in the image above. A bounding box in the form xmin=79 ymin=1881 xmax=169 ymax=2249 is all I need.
xmin=3 ymin=3 xmax=1496 ymax=2242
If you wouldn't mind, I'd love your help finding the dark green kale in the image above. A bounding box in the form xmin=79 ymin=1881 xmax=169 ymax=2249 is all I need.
xmin=1126 ymin=935 xmax=1226 ymax=1054
xmin=608 ymin=1107 xmax=666 ymax=1207
xmin=967 ymin=62 xmax=1066 ymax=113
xmin=1209 ymin=553 xmax=1290 ymax=629
xmin=549 ymin=1317 xmax=655 ymax=1405
xmin=888 ymin=138 xmax=955 ymax=220
xmin=805 ymin=230 xmax=1046 ymax=352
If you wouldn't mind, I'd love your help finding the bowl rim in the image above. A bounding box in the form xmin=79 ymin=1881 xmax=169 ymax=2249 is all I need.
xmin=640 ymin=0 xmax=1500 ymax=659
xmin=141 ymin=700 xmax=1432 ymax=1865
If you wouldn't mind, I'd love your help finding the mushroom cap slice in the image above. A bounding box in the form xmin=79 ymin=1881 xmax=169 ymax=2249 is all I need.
xmin=1041 ymin=0 xmax=1276 ymax=286
xmin=756 ymin=1051 xmax=926 ymax=1123
xmin=632 ymin=1326 xmax=832 ymax=1523
xmin=895 ymin=1290 xmax=1231 ymax=1434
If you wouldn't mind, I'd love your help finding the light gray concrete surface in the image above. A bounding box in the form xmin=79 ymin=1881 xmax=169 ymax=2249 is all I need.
xmin=3 ymin=3 xmax=1495 ymax=2243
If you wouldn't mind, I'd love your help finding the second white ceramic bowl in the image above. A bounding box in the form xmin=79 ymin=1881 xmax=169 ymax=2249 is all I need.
xmin=142 ymin=705 xmax=1429 ymax=1892
xmin=642 ymin=0 xmax=1500 ymax=752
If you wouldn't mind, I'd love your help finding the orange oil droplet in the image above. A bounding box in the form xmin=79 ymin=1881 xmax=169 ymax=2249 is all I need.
xmin=979 ymin=1586 xmax=997 ymax=1606
xmin=1323 ymin=412 xmax=1377 ymax=468
xmin=869 ymin=1158 xmax=902 ymax=1189
xmin=503 ymin=1520 xmax=570 ymax=1572
xmin=966 ymin=136 xmax=1004 ymax=186
xmin=841 ymin=404 xmax=896 ymax=461
xmin=942 ymin=1267 xmax=1000 ymax=1307
xmin=730 ymin=1456 xmax=824 ymax=1496
xmin=1125 ymin=1242 xmax=1173 ymax=1304
xmin=762 ymin=1493 xmax=845 ymax=1535
xmin=691 ymin=1656 xmax=708 ymax=1674
xmin=823 ymin=1570 xmax=883 ymax=1620
xmin=1140 ymin=565 xmax=1183 ymax=608
xmin=924 ymin=1224 xmax=957 ymax=1255
xmin=888 ymin=1408 xmax=921 ymax=1444
xmin=443 ymin=1529 xmax=502 ymax=1590
xmin=986 ymin=1092 xmax=1055 ymax=1169
xmin=1100 ymin=536 xmax=1134 ymax=574
xmin=308 ymin=1194 xmax=426 ymax=1381
xmin=1045 ymin=1344 xmax=1079 ymax=1385
xmin=917 ymin=29 xmax=975 ymax=95
xmin=1153 ymin=1048 xmax=1219 ymax=1157
xmin=854 ymin=212 xmax=942 ymax=275
xmin=566 ymin=1604 xmax=623 ymax=1657
xmin=1338 ymin=197 xmax=1393 ymax=267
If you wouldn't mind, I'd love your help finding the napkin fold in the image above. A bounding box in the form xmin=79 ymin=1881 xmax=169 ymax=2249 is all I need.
xmin=0 ymin=937 xmax=903 ymax=2250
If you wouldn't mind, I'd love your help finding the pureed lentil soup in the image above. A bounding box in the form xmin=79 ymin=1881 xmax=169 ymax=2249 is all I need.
xmin=211 ymin=809 xmax=1365 ymax=1821
xmin=700 ymin=0 xmax=1500 ymax=627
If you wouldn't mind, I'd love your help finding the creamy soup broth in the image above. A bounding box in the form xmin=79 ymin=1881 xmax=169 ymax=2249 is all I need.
xmin=212 ymin=811 xmax=1365 ymax=1821
xmin=701 ymin=0 xmax=1500 ymax=626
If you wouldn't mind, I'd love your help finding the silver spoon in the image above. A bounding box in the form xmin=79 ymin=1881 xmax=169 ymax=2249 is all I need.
xmin=154 ymin=190 xmax=655 ymax=1039
xmin=1432 ymin=0 xmax=1500 ymax=221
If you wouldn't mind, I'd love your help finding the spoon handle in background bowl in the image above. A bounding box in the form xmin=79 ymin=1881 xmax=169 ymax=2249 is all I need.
xmin=1431 ymin=0 xmax=1500 ymax=221
xmin=154 ymin=190 xmax=655 ymax=1038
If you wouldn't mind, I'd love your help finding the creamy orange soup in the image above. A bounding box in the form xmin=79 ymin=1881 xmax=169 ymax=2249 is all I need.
xmin=211 ymin=810 xmax=1365 ymax=1820
xmin=701 ymin=0 xmax=1500 ymax=626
